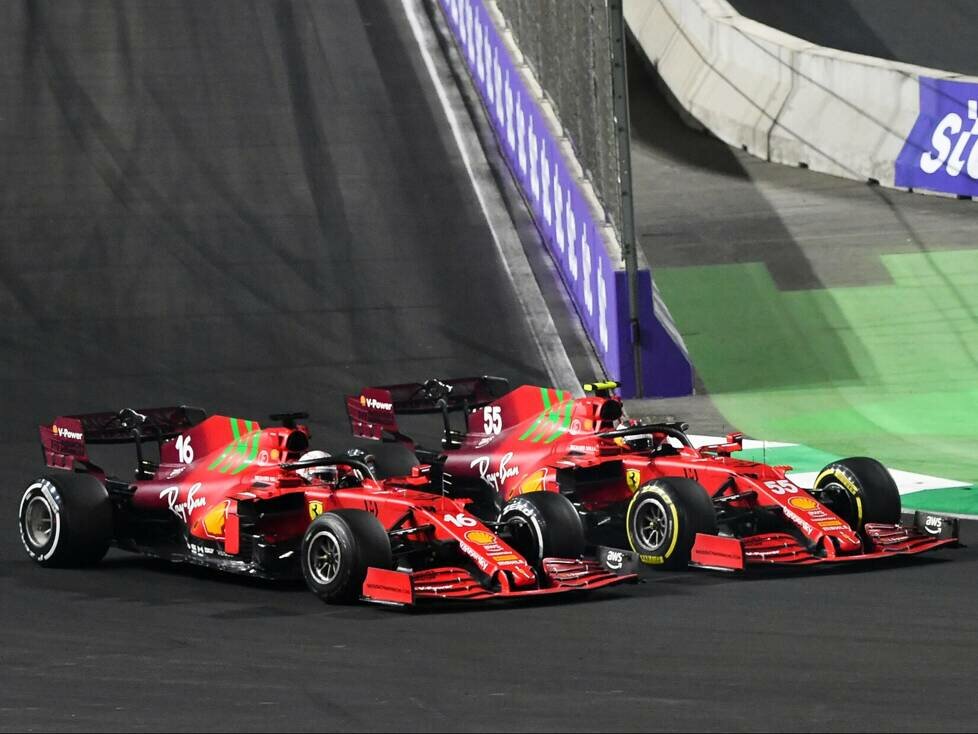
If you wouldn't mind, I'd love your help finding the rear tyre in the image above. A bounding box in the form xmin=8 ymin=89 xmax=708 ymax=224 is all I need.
xmin=300 ymin=510 xmax=393 ymax=603
xmin=365 ymin=442 xmax=420 ymax=479
xmin=626 ymin=478 xmax=717 ymax=570
xmin=499 ymin=491 xmax=585 ymax=566
xmin=813 ymin=457 xmax=901 ymax=532
xmin=18 ymin=473 xmax=112 ymax=567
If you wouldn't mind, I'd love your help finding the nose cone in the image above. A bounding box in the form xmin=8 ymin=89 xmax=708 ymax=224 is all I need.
xmin=832 ymin=527 xmax=863 ymax=554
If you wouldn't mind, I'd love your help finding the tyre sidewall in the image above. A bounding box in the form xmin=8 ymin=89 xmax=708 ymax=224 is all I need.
xmin=814 ymin=458 xmax=901 ymax=530
xmin=301 ymin=514 xmax=359 ymax=602
xmin=626 ymin=483 xmax=682 ymax=567
xmin=300 ymin=510 xmax=392 ymax=603
xmin=626 ymin=478 xmax=716 ymax=569
xmin=18 ymin=479 xmax=63 ymax=564
xmin=500 ymin=491 xmax=585 ymax=564
xmin=18 ymin=473 xmax=112 ymax=567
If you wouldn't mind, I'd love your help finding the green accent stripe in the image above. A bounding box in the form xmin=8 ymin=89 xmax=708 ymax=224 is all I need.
xmin=207 ymin=444 xmax=232 ymax=470
xmin=519 ymin=414 xmax=545 ymax=441
xmin=530 ymin=423 xmax=549 ymax=442
xmin=540 ymin=387 xmax=551 ymax=411
xmin=544 ymin=402 xmax=573 ymax=443
xmin=231 ymin=433 xmax=260 ymax=475
xmin=208 ymin=417 xmax=262 ymax=472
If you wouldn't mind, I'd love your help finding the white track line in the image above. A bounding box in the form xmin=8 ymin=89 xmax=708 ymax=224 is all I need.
xmin=401 ymin=0 xmax=580 ymax=395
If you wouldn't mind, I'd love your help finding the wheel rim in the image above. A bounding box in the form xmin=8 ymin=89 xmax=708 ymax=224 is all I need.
xmin=307 ymin=530 xmax=342 ymax=585
xmin=819 ymin=481 xmax=856 ymax=525
xmin=504 ymin=514 xmax=540 ymax=561
xmin=24 ymin=495 xmax=54 ymax=548
xmin=635 ymin=496 xmax=670 ymax=551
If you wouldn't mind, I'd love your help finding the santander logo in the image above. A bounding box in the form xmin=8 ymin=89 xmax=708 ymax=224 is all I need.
xmin=919 ymin=99 xmax=978 ymax=179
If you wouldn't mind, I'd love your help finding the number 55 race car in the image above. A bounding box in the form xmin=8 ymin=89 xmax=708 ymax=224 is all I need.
xmin=346 ymin=377 xmax=960 ymax=572
xmin=19 ymin=407 xmax=636 ymax=606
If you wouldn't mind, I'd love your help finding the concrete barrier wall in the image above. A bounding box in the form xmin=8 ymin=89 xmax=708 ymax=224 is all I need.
xmin=625 ymin=0 xmax=978 ymax=197
xmin=438 ymin=0 xmax=693 ymax=396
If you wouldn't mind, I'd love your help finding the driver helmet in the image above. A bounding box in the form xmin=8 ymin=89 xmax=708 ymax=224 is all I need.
xmin=296 ymin=450 xmax=338 ymax=485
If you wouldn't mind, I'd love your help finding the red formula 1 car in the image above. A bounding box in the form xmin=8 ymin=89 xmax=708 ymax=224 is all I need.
xmin=346 ymin=377 xmax=960 ymax=572
xmin=18 ymin=407 xmax=636 ymax=606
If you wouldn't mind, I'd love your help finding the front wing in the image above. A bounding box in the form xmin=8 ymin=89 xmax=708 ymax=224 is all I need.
xmin=360 ymin=558 xmax=637 ymax=606
xmin=690 ymin=518 xmax=959 ymax=571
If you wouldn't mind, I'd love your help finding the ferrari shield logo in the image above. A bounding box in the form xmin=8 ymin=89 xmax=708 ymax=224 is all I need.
xmin=308 ymin=500 xmax=324 ymax=520
xmin=626 ymin=469 xmax=641 ymax=492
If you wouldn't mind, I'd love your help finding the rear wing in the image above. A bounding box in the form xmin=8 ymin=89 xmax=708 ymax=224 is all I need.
xmin=346 ymin=377 xmax=510 ymax=441
xmin=39 ymin=406 xmax=207 ymax=469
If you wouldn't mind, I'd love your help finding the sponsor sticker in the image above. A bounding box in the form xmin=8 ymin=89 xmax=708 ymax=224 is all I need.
xmin=360 ymin=395 xmax=393 ymax=411
xmin=896 ymin=78 xmax=978 ymax=197
xmin=517 ymin=468 xmax=548 ymax=494
xmin=626 ymin=469 xmax=642 ymax=493
xmin=788 ymin=496 xmax=818 ymax=511
xmin=470 ymin=452 xmax=520 ymax=492
xmin=308 ymin=500 xmax=324 ymax=520
xmin=52 ymin=424 xmax=84 ymax=441
xmin=464 ymin=530 xmax=496 ymax=545
xmin=160 ymin=482 xmax=206 ymax=523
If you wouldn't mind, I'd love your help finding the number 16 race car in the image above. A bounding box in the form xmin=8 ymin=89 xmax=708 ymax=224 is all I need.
xmin=346 ymin=377 xmax=960 ymax=572
xmin=19 ymin=407 xmax=636 ymax=606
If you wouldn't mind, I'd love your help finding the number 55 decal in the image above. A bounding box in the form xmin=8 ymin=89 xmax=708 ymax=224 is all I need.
xmin=765 ymin=480 xmax=798 ymax=495
xmin=483 ymin=406 xmax=502 ymax=435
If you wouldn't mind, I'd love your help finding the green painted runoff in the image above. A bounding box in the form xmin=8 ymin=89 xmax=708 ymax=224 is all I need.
xmin=656 ymin=249 xmax=978 ymax=494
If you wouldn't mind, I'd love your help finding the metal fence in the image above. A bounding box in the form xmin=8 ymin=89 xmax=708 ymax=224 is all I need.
xmin=495 ymin=0 xmax=623 ymax=237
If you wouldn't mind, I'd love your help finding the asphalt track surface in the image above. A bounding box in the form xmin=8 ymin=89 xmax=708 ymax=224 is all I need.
xmin=3 ymin=2 xmax=978 ymax=732
xmin=730 ymin=0 xmax=978 ymax=76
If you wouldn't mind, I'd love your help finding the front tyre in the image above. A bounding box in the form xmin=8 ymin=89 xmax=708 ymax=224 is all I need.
xmin=500 ymin=491 xmax=585 ymax=566
xmin=626 ymin=478 xmax=716 ymax=570
xmin=300 ymin=510 xmax=393 ymax=603
xmin=18 ymin=473 xmax=112 ymax=567
xmin=813 ymin=457 xmax=900 ymax=532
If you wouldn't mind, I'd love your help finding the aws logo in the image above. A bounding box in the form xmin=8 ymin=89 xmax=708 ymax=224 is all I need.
xmin=52 ymin=424 xmax=83 ymax=441
xmin=360 ymin=395 xmax=393 ymax=411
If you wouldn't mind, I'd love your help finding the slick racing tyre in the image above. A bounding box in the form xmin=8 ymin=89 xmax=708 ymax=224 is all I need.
xmin=626 ymin=478 xmax=717 ymax=570
xmin=301 ymin=510 xmax=393 ymax=603
xmin=500 ymin=491 xmax=585 ymax=566
xmin=361 ymin=441 xmax=420 ymax=479
xmin=18 ymin=473 xmax=112 ymax=567
xmin=813 ymin=457 xmax=901 ymax=532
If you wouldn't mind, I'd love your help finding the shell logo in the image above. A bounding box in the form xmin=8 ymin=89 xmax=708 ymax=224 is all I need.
xmin=201 ymin=500 xmax=230 ymax=537
xmin=360 ymin=395 xmax=367 ymax=406
xmin=789 ymin=496 xmax=819 ymax=511
xmin=517 ymin=468 xmax=548 ymax=494
xmin=52 ymin=424 xmax=83 ymax=440
xmin=465 ymin=530 xmax=496 ymax=545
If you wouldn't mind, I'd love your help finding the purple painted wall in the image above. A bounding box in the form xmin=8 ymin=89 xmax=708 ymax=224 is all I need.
xmin=437 ymin=0 xmax=693 ymax=397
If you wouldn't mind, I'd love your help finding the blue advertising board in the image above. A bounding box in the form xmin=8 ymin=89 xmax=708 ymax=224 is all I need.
xmin=895 ymin=76 xmax=978 ymax=198
xmin=438 ymin=0 xmax=692 ymax=396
